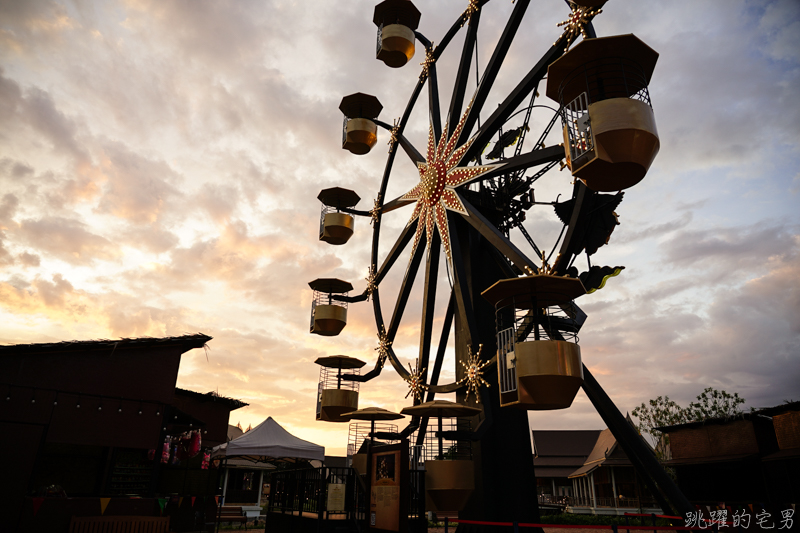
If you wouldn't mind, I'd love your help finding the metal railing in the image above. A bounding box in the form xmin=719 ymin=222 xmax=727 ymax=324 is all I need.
xmin=418 ymin=418 xmax=472 ymax=461
xmin=563 ymin=91 xmax=594 ymax=163
xmin=495 ymin=301 xmax=581 ymax=345
xmin=319 ymin=365 xmax=360 ymax=392
xmin=497 ymin=326 xmax=516 ymax=394
xmin=568 ymin=495 xmax=652 ymax=509
xmin=347 ymin=422 xmax=399 ymax=459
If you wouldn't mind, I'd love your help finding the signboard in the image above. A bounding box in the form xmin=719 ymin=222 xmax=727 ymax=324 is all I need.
xmin=369 ymin=441 xmax=408 ymax=533
xmin=327 ymin=482 xmax=346 ymax=512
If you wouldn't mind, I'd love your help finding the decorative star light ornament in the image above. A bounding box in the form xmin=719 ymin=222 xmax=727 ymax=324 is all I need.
xmin=400 ymin=97 xmax=500 ymax=264
xmin=375 ymin=325 xmax=392 ymax=368
xmin=404 ymin=361 xmax=429 ymax=401
xmin=365 ymin=265 xmax=377 ymax=301
xmin=458 ymin=344 xmax=490 ymax=402
xmin=556 ymin=3 xmax=602 ymax=52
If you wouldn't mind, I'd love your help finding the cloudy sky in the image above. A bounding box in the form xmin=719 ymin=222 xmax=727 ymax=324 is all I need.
xmin=1 ymin=0 xmax=798 ymax=456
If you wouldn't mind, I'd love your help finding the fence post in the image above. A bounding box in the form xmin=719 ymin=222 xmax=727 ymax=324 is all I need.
xmin=514 ymin=521 xmax=519 ymax=533
xmin=625 ymin=514 xmax=630 ymax=533
xmin=444 ymin=518 xmax=448 ymax=533
xmin=651 ymin=513 xmax=657 ymax=533
xmin=612 ymin=524 xmax=619 ymax=533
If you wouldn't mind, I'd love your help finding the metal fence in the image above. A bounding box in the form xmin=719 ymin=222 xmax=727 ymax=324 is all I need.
xmin=268 ymin=466 xmax=366 ymax=522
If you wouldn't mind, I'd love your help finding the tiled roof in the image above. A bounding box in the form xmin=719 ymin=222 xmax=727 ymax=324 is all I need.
xmin=532 ymin=430 xmax=602 ymax=457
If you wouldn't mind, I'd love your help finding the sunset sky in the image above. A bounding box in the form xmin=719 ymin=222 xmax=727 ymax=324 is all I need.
xmin=1 ymin=0 xmax=798 ymax=456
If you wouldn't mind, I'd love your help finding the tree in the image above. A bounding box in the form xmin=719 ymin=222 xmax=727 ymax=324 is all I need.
xmin=684 ymin=387 xmax=746 ymax=421
xmin=631 ymin=396 xmax=690 ymax=459
xmin=631 ymin=388 xmax=746 ymax=461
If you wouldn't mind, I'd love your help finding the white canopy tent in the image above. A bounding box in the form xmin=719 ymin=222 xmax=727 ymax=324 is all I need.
xmin=212 ymin=416 xmax=325 ymax=463
xmin=211 ymin=417 xmax=325 ymax=511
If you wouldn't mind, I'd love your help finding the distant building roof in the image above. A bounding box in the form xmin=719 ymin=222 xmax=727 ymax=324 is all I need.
xmin=569 ymin=428 xmax=635 ymax=478
xmin=228 ymin=424 xmax=245 ymax=441
xmin=533 ymin=430 xmax=602 ymax=457
xmin=754 ymin=401 xmax=800 ymax=418
xmin=0 ymin=334 xmax=211 ymax=355
xmin=532 ymin=430 xmax=602 ymax=480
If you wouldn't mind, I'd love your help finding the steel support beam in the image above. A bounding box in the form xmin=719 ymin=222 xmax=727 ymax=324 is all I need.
xmin=582 ymin=366 xmax=694 ymax=517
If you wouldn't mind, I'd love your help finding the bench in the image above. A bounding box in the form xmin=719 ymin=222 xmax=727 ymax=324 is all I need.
xmin=69 ymin=515 xmax=169 ymax=533
xmin=219 ymin=506 xmax=249 ymax=529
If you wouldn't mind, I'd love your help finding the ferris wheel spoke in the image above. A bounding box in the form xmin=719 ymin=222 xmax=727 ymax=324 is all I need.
xmin=457 ymin=0 xmax=530 ymax=146
xmin=373 ymin=120 xmax=426 ymax=166
xmin=445 ymin=8 xmax=481 ymax=138
xmin=386 ymin=231 xmax=428 ymax=342
xmin=462 ymin=39 xmax=567 ymax=165
xmin=464 ymin=145 xmax=564 ymax=186
xmin=424 ymin=291 xmax=455 ymax=398
xmin=398 ymin=134 xmax=426 ymax=165
xmin=459 ymin=196 xmax=537 ymax=273
xmin=380 ymin=195 xmax=416 ymax=215
xmin=428 ymin=64 xmax=443 ymax=143
xmin=374 ymin=218 xmax=418 ymax=285
xmin=552 ymin=181 xmax=591 ymax=275
xmin=417 ymin=231 xmax=441 ymax=386
xmin=446 ymin=212 xmax=478 ymax=349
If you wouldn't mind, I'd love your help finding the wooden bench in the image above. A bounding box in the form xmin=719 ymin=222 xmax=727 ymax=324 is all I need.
xmin=69 ymin=515 xmax=169 ymax=533
xmin=219 ymin=506 xmax=249 ymax=529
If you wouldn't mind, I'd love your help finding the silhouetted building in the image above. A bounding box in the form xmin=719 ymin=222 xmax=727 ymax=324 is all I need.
xmin=0 ymin=334 xmax=246 ymax=532
xmin=657 ymin=402 xmax=799 ymax=505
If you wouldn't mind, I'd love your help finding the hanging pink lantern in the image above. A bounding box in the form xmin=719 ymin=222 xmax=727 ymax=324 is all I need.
xmin=189 ymin=430 xmax=202 ymax=457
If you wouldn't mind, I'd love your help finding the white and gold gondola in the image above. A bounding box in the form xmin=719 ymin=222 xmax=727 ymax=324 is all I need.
xmin=309 ymin=278 xmax=353 ymax=337
xmin=315 ymin=355 xmax=366 ymax=423
xmin=482 ymin=275 xmax=587 ymax=410
xmin=318 ymin=187 xmax=361 ymax=246
xmin=340 ymin=93 xmax=383 ymax=156
xmin=401 ymin=400 xmax=480 ymax=513
xmin=373 ymin=0 xmax=421 ymax=68
xmin=547 ymin=34 xmax=660 ymax=192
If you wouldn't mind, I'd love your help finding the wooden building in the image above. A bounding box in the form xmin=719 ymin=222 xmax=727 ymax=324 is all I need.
xmin=567 ymin=428 xmax=660 ymax=514
xmin=532 ymin=428 xmax=661 ymax=514
xmin=657 ymin=402 xmax=798 ymax=504
xmin=0 ymin=334 xmax=246 ymax=532
xmin=532 ymin=430 xmax=601 ymax=501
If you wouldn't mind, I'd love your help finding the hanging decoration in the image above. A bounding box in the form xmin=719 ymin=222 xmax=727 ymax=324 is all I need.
xmin=189 ymin=429 xmax=202 ymax=456
xmin=171 ymin=444 xmax=179 ymax=465
xmin=161 ymin=440 xmax=170 ymax=464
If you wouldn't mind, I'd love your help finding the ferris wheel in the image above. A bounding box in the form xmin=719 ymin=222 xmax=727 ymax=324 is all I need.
xmin=309 ymin=0 xmax=692 ymax=520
